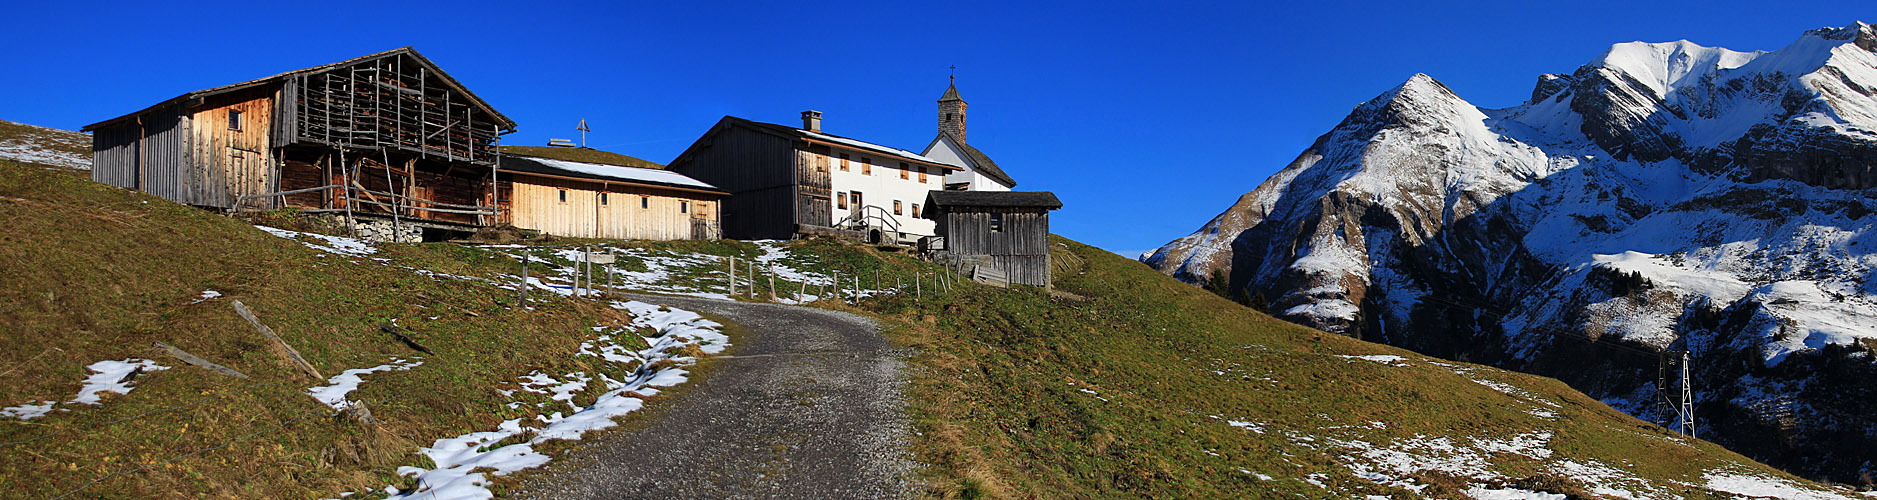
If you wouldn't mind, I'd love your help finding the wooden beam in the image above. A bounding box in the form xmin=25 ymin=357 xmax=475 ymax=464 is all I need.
xmin=231 ymin=300 xmax=323 ymax=380
xmin=152 ymin=342 xmax=249 ymax=379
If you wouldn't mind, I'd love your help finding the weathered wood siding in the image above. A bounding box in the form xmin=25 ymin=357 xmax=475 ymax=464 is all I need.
xmin=670 ymin=123 xmax=799 ymax=240
xmin=192 ymin=90 xmax=275 ymax=209
xmin=90 ymin=105 xmax=213 ymax=205
xmin=507 ymin=174 xmax=719 ymax=240
xmin=795 ymin=144 xmax=833 ymax=229
xmin=938 ymin=207 xmax=1052 ymax=285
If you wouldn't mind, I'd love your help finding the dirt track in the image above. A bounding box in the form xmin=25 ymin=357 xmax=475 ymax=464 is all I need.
xmin=511 ymin=294 xmax=915 ymax=499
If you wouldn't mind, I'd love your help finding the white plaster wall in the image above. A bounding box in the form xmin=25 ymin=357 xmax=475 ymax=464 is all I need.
xmin=923 ymin=136 xmax=1011 ymax=191
xmin=826 ymin=149 xmax=943 ymax=237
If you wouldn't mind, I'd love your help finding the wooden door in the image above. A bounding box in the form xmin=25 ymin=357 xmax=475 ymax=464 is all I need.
xmin=798 ymin=193 xmax=830 ymax=228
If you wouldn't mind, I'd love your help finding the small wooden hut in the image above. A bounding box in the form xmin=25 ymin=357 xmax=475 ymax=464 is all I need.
xmin=922 ymin=190 xmax=1062 ymax=286
xmin=498 ymin=154 xmax=726 ymax=240
xmin=83 ymin=47 xmax=516 ymax=241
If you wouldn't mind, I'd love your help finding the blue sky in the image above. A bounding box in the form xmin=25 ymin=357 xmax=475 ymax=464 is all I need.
xmin=3 ymin=1 xmax=1870 ymax=256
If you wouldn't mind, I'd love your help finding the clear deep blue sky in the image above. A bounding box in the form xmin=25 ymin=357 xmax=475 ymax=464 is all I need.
xmin=3 ymin=1 xmax=1869 ymax=256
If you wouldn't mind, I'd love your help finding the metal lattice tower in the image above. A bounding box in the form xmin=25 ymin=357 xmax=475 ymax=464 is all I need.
xmin=1678 ymin=350 xmax=1696 ymax=439
xmin=1658 ymin=350 xmax=1696 ymax=438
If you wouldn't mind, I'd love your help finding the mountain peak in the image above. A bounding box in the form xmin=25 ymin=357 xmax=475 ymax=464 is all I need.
xmin=1362 ymin=73 xmax=1465 ymax=113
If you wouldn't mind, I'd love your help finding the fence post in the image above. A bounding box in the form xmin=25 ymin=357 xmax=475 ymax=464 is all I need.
xmin=768 ymin=263 xmax=777 ymax=301
xmin=519 ymin=253 xmax=530 ymax=306
xmin=728 ymin=256 xmax=736 ymax=296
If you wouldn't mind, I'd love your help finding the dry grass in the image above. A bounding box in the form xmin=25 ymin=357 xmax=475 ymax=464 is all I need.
xmin=0 ymin=158 xmax=636 ymax=498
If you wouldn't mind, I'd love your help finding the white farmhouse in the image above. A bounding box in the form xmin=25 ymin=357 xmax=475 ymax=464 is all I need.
xmin=670 ymin=79 xmax=1020 ymax=243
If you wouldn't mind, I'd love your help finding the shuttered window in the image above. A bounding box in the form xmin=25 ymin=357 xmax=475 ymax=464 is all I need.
xmin=228 ymin=110 xmax=242 ymax=131
xmin=893 ymin=200 xmax=902 ymax=215
xmin=837 ymin=192 xmax=848 ymax=209
xmin=919 ymin=167 xmax=927 ymax=183
xmin=862 ymin=158 xmax=872 ymax=175
xmin=681 ymin=201 xmax=689 ymax=214
xmin=990 ymin=213 xmax=1003 ymax=232
xmin=912 ymin=204 xmax=921 ymax=218
xmin=840 ymin=154 xmax=850 ymax=171
xmin=900 ymin=162 xmax=909 ymax=179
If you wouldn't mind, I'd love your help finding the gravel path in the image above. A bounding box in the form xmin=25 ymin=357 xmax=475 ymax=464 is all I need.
xmin=511 ymin=294 xmax=917 ymax=500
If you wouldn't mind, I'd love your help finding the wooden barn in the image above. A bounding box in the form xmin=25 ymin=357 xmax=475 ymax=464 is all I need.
xmin=922 ymin=190 xmax=1062 ymax=286
xmin=498 ymin=153 xmax=726 ymax=240
xmin=668 ymin=114 xmax=961 ymax=241
xmin=83 ymin=47 xmax=516 ymax=241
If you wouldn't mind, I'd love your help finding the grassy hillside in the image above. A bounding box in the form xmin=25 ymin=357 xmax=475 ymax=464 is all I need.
xmin=856 ymin=237 xmax=1865 ymax=499
xmin=0 ymin=121 xmax=1861 ymax=499
xmin=0 ymin=160 xmax=645 ymax=498
xmin=0 ymin=119 xmax=89 ymax=169
xmin=500 ymin=145 xmax=664 ymax=169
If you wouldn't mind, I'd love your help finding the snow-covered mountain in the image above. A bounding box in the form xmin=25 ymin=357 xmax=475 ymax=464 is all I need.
xmin=1148 ymin=22 xmax=1877 ymax=482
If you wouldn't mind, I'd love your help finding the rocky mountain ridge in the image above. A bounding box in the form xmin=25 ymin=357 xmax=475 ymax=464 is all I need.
xmin=1148 ymin=22 xmax=1877 ymax=482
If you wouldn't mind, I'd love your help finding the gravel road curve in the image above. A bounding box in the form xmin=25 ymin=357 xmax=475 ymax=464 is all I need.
xmin=510 ymin=294 xmax=916 ymax=500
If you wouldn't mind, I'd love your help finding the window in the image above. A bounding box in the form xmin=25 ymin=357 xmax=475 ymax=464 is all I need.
xmin=839 ymin=154 xmax=850 ymax=171
xmin=990 ymin=213 xmax=1003 ymax=232
xmin=919 ymin=167 xmax=928 ymax=183
xmin=601 ymin=193 xmax=609 ymax=205
xmin=837 ymin=192 xmax=848 ymax=209
xmin=893 ymin=200 xmax=902 ymax=215
xmin=228 ymin=110 xmax=242 ymax=131
xmin=900 ymin=162 xmax=909 ymax=179
xmin=641 ymin=196 xmax=649 ymax=209
xmin=681 ymin=201 xmax=689 ymax=214
xmin=851 ymin=191 xmax=863 ymax=208
xmin=912 ymin=204 xmax=921 ymax=218
xmin=558 ymin=189 xmax=568 ymax=203
xmin=861 ymin=158 xmax=872 ymax=175
xmin=816 ymin=155 xmax=829 ymax=174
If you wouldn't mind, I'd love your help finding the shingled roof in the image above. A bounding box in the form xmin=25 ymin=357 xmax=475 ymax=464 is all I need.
xmin=675 ymin=116 xmax=959 ymax=171
xmin=923 ymin=190 xmax=1062 ymax=217
xmin=925 ymin=132 xmax=1017 ymax=188
xmin=939 ymin=82 xmax=964 ymax=102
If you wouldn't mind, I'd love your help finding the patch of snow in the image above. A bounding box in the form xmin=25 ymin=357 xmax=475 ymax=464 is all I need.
xmin=380 ymin=301 xmax=727 ymax=500
xmin=191 ymin=290 xmax=222 ymax=304
xmin=1704 ymin=470 xmax=1861 ymax=500
xmin=307 ymin=359 xmax=424 ymax=410
xmin=1337 ymin=354 xmax=1412 ymax=366
xmin=257 ymin=226 xmax=377 ymax=256
xmin=0 ymin=401 xmax=55 ymax=420
xmin=1466 ymin=487 xmax=1568 ymax=500
xmin=70 ymin=359 xmax=169 ymax=405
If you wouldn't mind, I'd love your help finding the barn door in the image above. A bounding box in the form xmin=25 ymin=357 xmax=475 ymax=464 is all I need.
xmin=798 ymin=194 xmax=830 ymax=228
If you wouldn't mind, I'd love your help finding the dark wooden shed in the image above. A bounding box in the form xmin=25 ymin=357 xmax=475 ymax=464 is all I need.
xmin=83 ymin=47 xmax=517 ymax=239
xmin=922 ymin=190 xmax=1062 ymax=286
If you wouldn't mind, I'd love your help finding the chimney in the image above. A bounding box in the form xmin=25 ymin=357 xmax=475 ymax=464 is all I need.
xmin=801 ymin=110 xmax=823 ymax=133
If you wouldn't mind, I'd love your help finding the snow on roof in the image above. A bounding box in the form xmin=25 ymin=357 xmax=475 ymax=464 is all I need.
xmin=799 ymin=129 xmax=949 ymax=166
xmin=505 ymin=156 xmax=721 ymax=191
